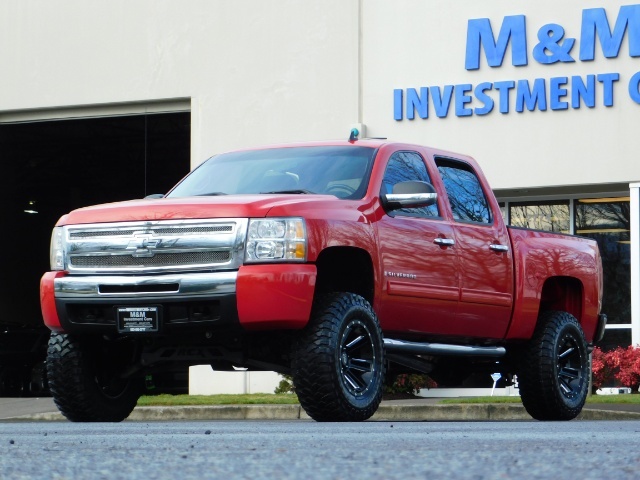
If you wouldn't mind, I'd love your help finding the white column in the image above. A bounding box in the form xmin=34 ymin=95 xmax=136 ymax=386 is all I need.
xmin=630 ymin=183 xmax=640 ymax=346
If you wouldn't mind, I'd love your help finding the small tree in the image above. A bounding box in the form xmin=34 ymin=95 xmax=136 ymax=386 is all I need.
xmin=274 ymin=374 xmax=295 ymax=394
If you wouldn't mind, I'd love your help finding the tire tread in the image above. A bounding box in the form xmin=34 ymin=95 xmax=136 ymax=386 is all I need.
xmin=518 ymin=311 xmax=588 ymax=421
xmin=292 ymin=293 xmax=385 ymax=422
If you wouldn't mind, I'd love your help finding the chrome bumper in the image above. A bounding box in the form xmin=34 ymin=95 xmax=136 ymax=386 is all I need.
xmin=54 ymin=271 xmax=238 ymax=298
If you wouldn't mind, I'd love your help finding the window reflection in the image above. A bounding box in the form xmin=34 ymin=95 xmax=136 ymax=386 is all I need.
xmin=498 ymin=202 xmax=507 ymax=223
xmin=437 ymin=161 xmax=491 ymax=224
xmin=509 ymin=201 xmax=570 ymax=233
xmin=576 ymin=198 xmax=630 ymax=328
xmin=381 ymin=152 xmax=439 ymax=217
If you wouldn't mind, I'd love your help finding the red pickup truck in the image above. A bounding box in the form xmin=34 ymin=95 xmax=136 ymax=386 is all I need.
xmin=40 ymin=138 xmax=606 ymax=422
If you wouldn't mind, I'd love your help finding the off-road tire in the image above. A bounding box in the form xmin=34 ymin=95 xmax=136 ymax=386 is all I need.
xmin=47 ymin=333 xmax=142 ymax=422
xmin=292 ymin=293 xmax=385 ymax=422
xmin=518 ymin=311 xmax=589 ymax=421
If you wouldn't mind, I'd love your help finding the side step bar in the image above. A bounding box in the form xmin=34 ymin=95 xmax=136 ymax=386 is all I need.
xmin=384 ymin=338 xmax=506 ymax=357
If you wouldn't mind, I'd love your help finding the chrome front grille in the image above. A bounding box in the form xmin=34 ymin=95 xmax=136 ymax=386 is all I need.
xmin=63 ymin=219 xmax=248 ymax=274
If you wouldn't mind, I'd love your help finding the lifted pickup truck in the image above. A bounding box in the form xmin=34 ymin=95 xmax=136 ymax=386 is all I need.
xmin=41 ymin=138 xmax=606 ymax=422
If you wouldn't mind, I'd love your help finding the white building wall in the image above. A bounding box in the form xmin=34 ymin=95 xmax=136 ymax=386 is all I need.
xmin=189 ymin=366 xmax=282 ymax=395
xmin=0 ymin=0 xmax=361 ymax=164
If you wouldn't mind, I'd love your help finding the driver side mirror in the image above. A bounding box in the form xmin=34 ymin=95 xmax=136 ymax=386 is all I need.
xmin=381 ymin=181 xmax=437 ymax=211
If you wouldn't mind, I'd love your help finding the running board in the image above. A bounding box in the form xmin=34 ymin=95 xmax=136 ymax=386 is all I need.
xmin=384 ymin=338 xmax=506 ymax=357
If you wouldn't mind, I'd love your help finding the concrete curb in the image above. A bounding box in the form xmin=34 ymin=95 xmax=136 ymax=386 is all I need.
xmin=6 ymin=403 xmax=640 ymax=422
xmin=577 ymin=408 xmax=640 ymax=421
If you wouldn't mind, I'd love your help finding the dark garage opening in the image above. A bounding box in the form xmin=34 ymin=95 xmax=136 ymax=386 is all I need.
xmin=0 ymin=112 xmax=190 ymax=393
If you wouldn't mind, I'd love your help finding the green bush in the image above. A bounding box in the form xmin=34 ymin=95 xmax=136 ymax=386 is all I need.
xmin=274 ymin=374 xmax=295 ymax=394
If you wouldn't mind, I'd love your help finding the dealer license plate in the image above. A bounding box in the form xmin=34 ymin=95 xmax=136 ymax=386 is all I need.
xmin=117 ymin=306 xmax=159 ymax=333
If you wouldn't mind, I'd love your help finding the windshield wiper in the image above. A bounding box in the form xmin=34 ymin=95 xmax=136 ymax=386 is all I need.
xmin=196 ymin=192 xmax=227 ymax=196
xmin=260 ymin=189 xmax=315 ymax=195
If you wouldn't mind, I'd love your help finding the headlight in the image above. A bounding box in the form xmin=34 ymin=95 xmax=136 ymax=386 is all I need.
xmin=50 ymin=227 xmax=66 ymax=270
xmin=245 ymin=218 xmax=306 ymax=262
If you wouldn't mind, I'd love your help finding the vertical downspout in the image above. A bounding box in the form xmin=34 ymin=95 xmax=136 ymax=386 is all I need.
xmin=630 ymin=183 xmax=640 ymax=346
xmin=357 ymin=0 xmax=363 ymax=126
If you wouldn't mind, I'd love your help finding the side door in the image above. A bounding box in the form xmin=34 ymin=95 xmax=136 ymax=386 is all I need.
xmin=376 ymin=151 xmax=459 ymax=336
xmin=435 ymin=158 xmax=514 ymax=339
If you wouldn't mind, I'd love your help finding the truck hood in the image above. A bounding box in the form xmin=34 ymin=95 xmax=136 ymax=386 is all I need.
xmin=58 ymin=194 xmax=342 ymax=226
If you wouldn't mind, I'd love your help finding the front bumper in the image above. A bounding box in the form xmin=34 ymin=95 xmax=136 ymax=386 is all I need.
xmin=41 ymin=264 xmax=317 ymax=334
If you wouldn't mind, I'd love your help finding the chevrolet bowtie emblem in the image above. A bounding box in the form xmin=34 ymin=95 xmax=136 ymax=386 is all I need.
xmin=127 ymin=235 xmax=161 ymax=258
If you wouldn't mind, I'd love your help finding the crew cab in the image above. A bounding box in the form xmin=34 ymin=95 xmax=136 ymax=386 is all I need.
xmin=40 ymin=137 xmax=606 ymax=422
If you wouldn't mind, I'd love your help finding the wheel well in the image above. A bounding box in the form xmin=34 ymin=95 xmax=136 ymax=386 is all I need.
xmin=539 ymin=276 xmax=583 ymax=321
xmin=314 ymin=247 xmax=374 ymax=305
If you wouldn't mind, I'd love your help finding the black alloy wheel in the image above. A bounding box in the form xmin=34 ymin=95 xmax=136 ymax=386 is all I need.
xmin=339 ymin=319 xmax=377 ymax=397
xmin=556 ymin=329 xmax=585 ymax=400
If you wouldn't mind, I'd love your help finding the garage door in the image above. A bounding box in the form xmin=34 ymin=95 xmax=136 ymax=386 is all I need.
xmin=0 ymin=112 xmax=191 ymax=328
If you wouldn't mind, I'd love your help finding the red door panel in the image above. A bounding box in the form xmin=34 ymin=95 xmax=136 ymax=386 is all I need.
xmin=376 ymin=215 xmax=459 ymax=336
xmin=453 ymin=222 xmax=514 ymax=338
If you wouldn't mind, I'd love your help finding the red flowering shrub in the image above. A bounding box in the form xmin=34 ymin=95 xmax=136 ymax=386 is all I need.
xmin=385 ymin=374 xmax=437 ymax=395
xmin=591 ymin=346 xmax=612 ymax=389
xmin=615 ymin=347 xmax=640 ymax=391
xmin=591 ymin=346 xmax=640 ymax=391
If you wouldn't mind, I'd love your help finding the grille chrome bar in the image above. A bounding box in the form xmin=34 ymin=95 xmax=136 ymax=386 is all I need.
xmin=69 ymin=224 xmax=233 ymax=239
xmin=54 ymin=271 xmax=238 ymax=297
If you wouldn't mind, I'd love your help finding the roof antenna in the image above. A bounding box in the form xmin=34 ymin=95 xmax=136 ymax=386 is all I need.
xmin=348 ymin=128 xmax=359 ymax=143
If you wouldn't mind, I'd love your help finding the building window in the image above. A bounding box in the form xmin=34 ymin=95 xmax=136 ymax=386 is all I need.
xmin=498 ymin=202 xmax=507 ymax=223
xmin=509 ymin=200 xmax=570 ymax=233
xmin=599 ymin=328 xmax=632 ymax=353
xmin=576 ymin=198 xmax=631 ymax=331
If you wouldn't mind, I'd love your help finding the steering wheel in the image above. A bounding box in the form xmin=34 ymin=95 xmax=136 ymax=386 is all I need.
xmin=325 ymin=184 xmax=356 ymax=198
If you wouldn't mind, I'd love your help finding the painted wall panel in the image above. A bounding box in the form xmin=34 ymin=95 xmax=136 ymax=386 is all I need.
xmin=1 ymin=0 xmax=638 ymax=189
xmin=362 ymin=0 xmax=640 ymax=189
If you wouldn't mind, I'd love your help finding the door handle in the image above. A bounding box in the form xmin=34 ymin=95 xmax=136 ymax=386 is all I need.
xmin=489 ymin=244 xmax=509 ymax=252
xmin=434 ymin=238 xmax=455 ymax=247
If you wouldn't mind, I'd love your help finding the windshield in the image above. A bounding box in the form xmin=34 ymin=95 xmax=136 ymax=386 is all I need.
xmin=166 ymin=146 xmax=377 ymax=200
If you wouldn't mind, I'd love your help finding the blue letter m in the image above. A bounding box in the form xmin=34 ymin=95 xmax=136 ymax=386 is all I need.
xmin=465 ymin=15 xmax=527 ymax=70
xmin=580 ymin=5 xmax=640 ymax=60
